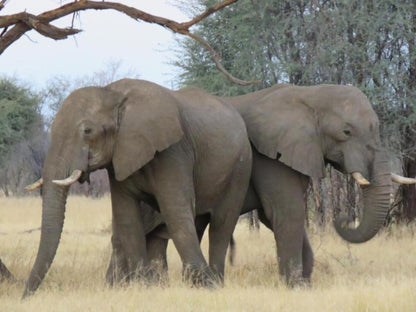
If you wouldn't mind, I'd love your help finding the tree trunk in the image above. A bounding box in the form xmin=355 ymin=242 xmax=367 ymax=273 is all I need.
xmin=403 ymin=154 xmax=416 ymax=220
xmin=402 ymin=2 xmax=416 ymax=221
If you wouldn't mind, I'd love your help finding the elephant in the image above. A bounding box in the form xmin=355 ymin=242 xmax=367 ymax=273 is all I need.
xmin=22 ymin=78 xmax=252 ymax=297
xmin=132 ymin=83 xmax=414 ymax=286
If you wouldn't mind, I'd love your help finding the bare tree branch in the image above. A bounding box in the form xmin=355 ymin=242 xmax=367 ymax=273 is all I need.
xmin=187 ymin=32 xmax=262 ymax=86
xmin=182 ymin=0 xmax=240 ymax=29
xmin=0 ymin=0 xmax=7 ymax=13
xmin=0 ymin=12 xmax=82 ymax=39
xmin=0 ymin=25 xmax=6 ymax=37
xmin=0 ymin=0 xmax=260 ymax=85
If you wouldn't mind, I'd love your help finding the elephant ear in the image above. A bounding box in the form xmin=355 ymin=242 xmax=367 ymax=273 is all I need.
xmin=112 ymin=85 xmax=184 ymax=181
xmin=242 ymin=94 xmax=325 ymax=178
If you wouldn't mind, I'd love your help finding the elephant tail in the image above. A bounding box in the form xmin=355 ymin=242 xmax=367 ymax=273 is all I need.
xmin=228 ymin=235 xmax=236 ymax=266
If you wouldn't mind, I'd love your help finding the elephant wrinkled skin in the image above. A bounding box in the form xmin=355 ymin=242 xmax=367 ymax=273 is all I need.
xmin=141 ymin=84 xmax=393 ymax=286
xmin=23 ymin=79 xmax=252 ymax=297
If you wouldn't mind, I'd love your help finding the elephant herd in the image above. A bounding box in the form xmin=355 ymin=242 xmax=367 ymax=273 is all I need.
xmin=1 ymin=79 xmax=414 ymax=298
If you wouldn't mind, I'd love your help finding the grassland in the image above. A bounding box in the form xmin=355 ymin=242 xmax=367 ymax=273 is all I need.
xmin=0 ymin=196 xmax=415 ymax=312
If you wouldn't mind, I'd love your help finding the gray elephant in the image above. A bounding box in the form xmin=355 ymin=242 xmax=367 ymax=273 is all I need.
xmin=22 ymin=79 xmax=252 ymax=297
xmin=136 ymin=84 xmax=414 ymax=286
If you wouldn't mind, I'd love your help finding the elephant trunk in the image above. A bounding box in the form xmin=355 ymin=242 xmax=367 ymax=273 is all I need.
xmin=23 ymin=178 xmax=69 ymax=298
xmin=334 ymin=152 xmax=391 ymax=243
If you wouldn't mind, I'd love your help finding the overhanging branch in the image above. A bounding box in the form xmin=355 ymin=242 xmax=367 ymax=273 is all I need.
xmin=0 ymin=0 xmax=261 ymax=86
xmin=0 ymin=0 xmax=7 ymax=12
xmin=187 ymin=32 xmax=262 ymax=86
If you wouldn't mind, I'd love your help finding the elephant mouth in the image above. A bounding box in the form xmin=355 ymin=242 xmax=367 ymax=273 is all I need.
xmin=324 ymin=158 xmax=343 ymax=172
xmin=325 ymin=156 xmax=370 ymax=183
xmin=78 ymin=171 xmax=90 ymax=184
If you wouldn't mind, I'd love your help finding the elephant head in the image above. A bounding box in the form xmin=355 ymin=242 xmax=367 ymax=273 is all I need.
xmin=232 ymin=84 xmax=395 ymax=243
xmin=23 ymin=79 xmax=184 ymax=297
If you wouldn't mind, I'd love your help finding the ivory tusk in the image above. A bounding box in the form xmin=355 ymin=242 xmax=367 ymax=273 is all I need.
xmin=391 ymin=173 xmax=416 ymax=184
xmin=52 ymin=169 xmax=82 ymax=186
xmin=25 ymin=178 xmax=43 ymax=191
xmin=352 ymin=172 xmax=370 ymax=185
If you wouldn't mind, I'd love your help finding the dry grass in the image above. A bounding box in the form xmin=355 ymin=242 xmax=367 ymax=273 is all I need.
xmin=0 ymin=196 xmax=415 ymax=312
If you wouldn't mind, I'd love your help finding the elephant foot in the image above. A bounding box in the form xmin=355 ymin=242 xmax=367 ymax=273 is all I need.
xmin=284 ymin=273 xmax=311 ymax=289
xmin=182 ymin=264 xmax=220 ymax=289
xmin=145 ymin=260 xmax=169 ymax=286
xmin=300 ymin=277 xmax=312 ymax=288
xmin=106 ymin=262 xmax=127 ymax=286
xmin=281 ymin=264 xmax=312 ymax=289
xmin=106 ymin=264 xmax=148 ymax=286
xmin=107 ymin=263 xmax=170 ymax=287
xmin=288 ymin=276 xmax=312 ymax=289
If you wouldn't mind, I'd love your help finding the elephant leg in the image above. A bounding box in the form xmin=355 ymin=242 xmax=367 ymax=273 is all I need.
xmin=208 ymin=216 xmax=239 ymax=284
xmin=208 ymin=171 xmax=248 ymax=284
xmin=158 ymin=199 xmax=214 ymax=287
xmin=256 ymin=187 xmax=313 ymax=285
xmin=252 ymin=152 xmax=310 ymax=287
xmin=257 ymin=206 xmax=272 ymax=230
xmin=152 ymin=167 xmax=215 ymax=287
xmin=146 ymin=230 xmax=169 ymax=285
xmin=273 ymin=214 xmax=305 ymax=286
xmin=302 ymin=229 xmax=314 ymax=282
xmin=195 ymin=213 xmax=210 ymax=242
xmin=106 ymin=235 xmax=129 ymax=285
xmin=144 ymin=214 xmax=210 ymax=286
xmin=106 ymin=177 xmax=148 ymax=285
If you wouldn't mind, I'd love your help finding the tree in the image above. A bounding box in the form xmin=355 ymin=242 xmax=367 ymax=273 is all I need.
xmin=0 ymin=78 xmax=46 ymax=196
xmin=174 ymin=0 xmax=416 ymax=221
xmin=0 ymin=0 xmax=258 ymax=86
xmin=0 ymin=79 xmax=40 ymax=158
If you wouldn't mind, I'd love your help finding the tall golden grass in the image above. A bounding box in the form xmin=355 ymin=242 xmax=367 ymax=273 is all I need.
xmin=0 ymin=196 xmax=415 ymax=312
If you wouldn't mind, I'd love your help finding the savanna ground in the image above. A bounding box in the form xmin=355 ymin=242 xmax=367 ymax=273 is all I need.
xmin=0 ymin=196 xmax=415 ymax=312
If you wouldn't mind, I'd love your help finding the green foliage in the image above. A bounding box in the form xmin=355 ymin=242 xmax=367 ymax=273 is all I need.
xmin=174 ymin=0 xmax=416 ymax=219
xmin=174 ymin=0 xmax=416 ymax=151
xmin=0 ymin=78 xmax=42 ymax=164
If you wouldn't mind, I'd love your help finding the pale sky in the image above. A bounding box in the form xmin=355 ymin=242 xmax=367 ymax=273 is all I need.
xmin=0 ymin=0 xmax=190 ymax=89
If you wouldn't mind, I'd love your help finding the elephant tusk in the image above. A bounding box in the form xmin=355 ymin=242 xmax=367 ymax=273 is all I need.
xmin=52 ymin=169 xmax=82 ymax=186
xmin=352 ymin=172 xmax=370 ymax=185
xmin=25 ymin=178 xmax=44 ymax=191
xmin=391 ymin=173 xmax=416 ymax=184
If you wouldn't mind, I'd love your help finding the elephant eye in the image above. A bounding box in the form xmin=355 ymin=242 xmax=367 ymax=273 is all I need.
xmin=84 ymin=128 xmax=93 ymax=135
xmin=343 ymin=129 xmax=351 ymax=136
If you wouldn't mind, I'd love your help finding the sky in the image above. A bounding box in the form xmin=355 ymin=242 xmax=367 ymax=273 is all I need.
xmin=0 ymin=0 xmax=190 ymax=89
